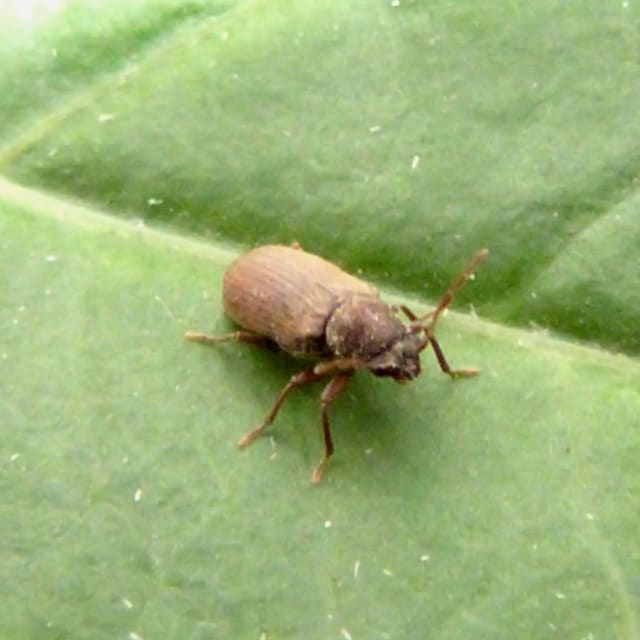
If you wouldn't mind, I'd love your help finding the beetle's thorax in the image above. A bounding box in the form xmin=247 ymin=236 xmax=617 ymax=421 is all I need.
xmin=325 ymin=296 xmax=423 ymax=381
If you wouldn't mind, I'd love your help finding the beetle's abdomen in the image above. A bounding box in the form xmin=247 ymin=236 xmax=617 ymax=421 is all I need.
xmin=222 ymin=245 xmax=379 ymax=358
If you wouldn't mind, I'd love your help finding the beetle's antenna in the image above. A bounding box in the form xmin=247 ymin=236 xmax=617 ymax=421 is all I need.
xmin=413 ymin=248 xmax=489 ymax=333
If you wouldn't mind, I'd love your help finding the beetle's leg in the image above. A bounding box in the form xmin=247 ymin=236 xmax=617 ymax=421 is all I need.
xmin=184 ymin=330 xmax=278 ymax=351
xmin=398 ymin=251 xmax=488 ymax=376
xmin=237 ymin=367 xmax=329 ymax=448
xmin=424 ymin=248 xmax=489 ymax=331
xmin=429 ymin=335 xmax=479 ymax=379
xmin=397 ymin=304 xmax=417 ymax=321
xmin=396 ymin=304 xmax=437 ymax=333
xmin=312 ymin=372 xmax=353 ymax=485
xmin=397 ymin=304 xmax=436 ymax=323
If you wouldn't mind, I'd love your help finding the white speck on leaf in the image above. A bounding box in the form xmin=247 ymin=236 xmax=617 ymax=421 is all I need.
xmin=383 ymin=568 xmax=393 ymax=576
xmin=147 ymin=197 xmax=163 ymax=206
xmin=354 ymin=560 xmax=360 ymax=578
xmin=555 ymin=592 xmax=566 ymax=600
xmin=221 ymin=31 xmax=229 ymax=41
xmin=98 ymin=113 xmax=115 ymax=123
xmin=45 ymin=255 xmax=58 ymax=262
xmin=122 ymin=597 xmax=133 ymax=609
xmin=420 ymin=554 xmax=430 ymax=561
xmin=411 ymin=155 xmax=420 ymax=169
xmin=391 ymin=0 xmax=400 ymax=6
xmin=369 ymin=125 xmax=381 ymax=133
xmin=341 ymin=628 xmax=353 ymax=640
xmin=154 ymin=295 xmax=176 ymax=320
xmin=585 ymin=512 xmax=595 ymax=520
xmin=324 ymin=520 xmax=332 ymax=529
xmin=129 ymin=633 xmax=144 ymax=640
xmin=10 ymin=453 xmax=20 ymax=462
xmin=134 ymin=488 xmax=143 ymax=502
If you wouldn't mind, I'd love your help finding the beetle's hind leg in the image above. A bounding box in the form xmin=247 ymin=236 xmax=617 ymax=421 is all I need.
xmin=237 ymin=367 xmax=328 ymax=448
xmin=184 ymin=330 xmax=278 ymax=350
xmin=312 ymin=372 xmax=352 ymax=484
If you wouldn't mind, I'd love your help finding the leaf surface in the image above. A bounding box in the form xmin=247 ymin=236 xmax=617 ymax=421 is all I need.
xmin=1 ymin=2 xmax=639 ymax=639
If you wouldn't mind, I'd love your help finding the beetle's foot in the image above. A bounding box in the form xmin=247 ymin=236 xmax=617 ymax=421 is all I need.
xmin=449 ymin=367 xmax=479 ymax=379
xmin=184 ymin=331 xmax=223 ymax=344
xmin=311 ymin=456 xmax=331 ymax=484
xmin=237 ymin=427 xmax=264 ymax=448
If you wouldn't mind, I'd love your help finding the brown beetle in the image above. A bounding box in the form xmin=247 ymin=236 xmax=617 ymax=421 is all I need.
xmin=186 ymin=243 xmax=488 ymax=483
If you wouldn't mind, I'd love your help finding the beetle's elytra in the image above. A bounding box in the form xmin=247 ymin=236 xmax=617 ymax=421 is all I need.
xmin=186 ymin=243 xmax=488 ymax=483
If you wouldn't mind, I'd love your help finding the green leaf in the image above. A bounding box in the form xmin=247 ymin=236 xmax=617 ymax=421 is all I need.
xmin=1 ymin=1 xmax=639 ymax=639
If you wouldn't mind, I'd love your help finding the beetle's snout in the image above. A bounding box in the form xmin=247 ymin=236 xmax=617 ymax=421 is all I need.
xmin=397 ymin=357 xmax=421 ymax=382
xmin=395 ymin=373 xmax=413 ymax=385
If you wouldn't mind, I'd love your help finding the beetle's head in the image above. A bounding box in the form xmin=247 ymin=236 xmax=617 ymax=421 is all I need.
xmin=367 ymin=330 xmax=425 ymax=382
xmin=326 ymin=297 xmax=428 ymax=382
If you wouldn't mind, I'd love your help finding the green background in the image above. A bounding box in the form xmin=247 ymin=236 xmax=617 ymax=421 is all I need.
xmin=1 ymin=1 xmax=639 ymax=638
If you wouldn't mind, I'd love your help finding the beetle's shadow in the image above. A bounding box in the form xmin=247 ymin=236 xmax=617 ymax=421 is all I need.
xmin=335 ymin=374 xmax=452 ymax=481
xmin=197 ymin=335 xmax=454 ymax=485
xmin=270 ymin=357 xmax=454 ymax=485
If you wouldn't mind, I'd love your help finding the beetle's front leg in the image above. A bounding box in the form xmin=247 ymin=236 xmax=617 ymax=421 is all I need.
xmin=398 ymin=304 xmax=478 ymax=378
xmin=395 ymin=304 xmax=418 ymax=321
xmin=428 ymin=335 xmax=478 ymax=378
xmin=396 ymin=306 xmax=478 ymax=379
xmin=237 ymin=367 xmax=329 ymax=448
xmin=184 ymin=329 xmax=278 ymax=351
xmin=312 ymin=372 xmax=353 ymax=484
